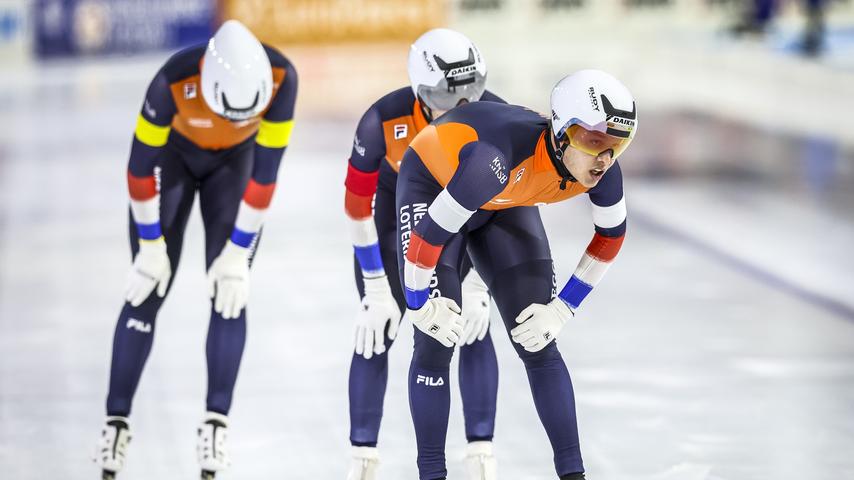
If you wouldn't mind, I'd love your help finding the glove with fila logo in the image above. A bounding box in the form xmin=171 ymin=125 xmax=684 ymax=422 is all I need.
xmin=511 ymin=297 xmax=574 ymax=352
xmin=207 ymin=241 xmax=250 ymax=320
xmin=354 ymin=276 xmax=402 ymax=360
xmin=406 ymin=297 xmax=464 ymax=348
xmin=125 ymin=237 xmax=171 ymax=307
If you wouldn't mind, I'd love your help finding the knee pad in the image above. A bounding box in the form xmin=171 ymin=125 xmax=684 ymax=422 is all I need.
xmin=516 ymin=341 xmax=563 ymax=369
xmin=413 ymin=330 xmax=455 ymax=369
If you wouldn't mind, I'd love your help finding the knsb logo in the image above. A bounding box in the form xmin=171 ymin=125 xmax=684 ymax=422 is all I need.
xmin=143 ymin=100 xmax=156 ymax=119
xmin=126 ymin=318 xmax=152 ymax=334
xmin=490 ymin=156 xmax=507 ymax=184
xmin=353 ymin=135 xmax=366 ymax=156
xmin=416 ymin=375 xmax=445 ymax=387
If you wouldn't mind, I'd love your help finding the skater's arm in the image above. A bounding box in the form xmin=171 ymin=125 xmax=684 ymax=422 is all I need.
xmin=403 ymin=141 xmax=508 ymax=309
xmin=127 ymin=70 xmax=177 ymax=242
xmin=556 ymin=161 xmax=626 ymax=310
xmin=229 ymin=56 xmax=298 ymax=249
xmin=344 ymin=105 xmax=389 ymax=279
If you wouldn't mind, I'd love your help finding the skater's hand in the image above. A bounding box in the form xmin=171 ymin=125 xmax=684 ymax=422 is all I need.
xmin=511 ymin=297 xmax=574 ymax=352
xmin=406 ymin=297 xmax=464 ymax=348
xmin=125 ymin=237 xmax=171 ymax=307
xmin=354 ymin=276 xmax=402 ymax=359
xmin=207 ymin=241 xmax=250 ymax=319
xmin=461 ymin=269 xmax=491 ymax=345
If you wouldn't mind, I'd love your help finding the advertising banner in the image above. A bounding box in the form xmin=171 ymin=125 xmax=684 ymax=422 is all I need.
xmin=221 ymin=0 xmax=447 ymax=44
xmin=33 ymin=0 xmax=215 ymax=58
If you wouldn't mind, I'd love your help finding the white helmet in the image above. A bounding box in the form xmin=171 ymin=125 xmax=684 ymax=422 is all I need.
xmin=550 ymin=69 xmax=637 ymax=160
xmin=201 ymin=20 xmax=273 ymax=121
xmin=407 ymin=28 xmax=487 ymax=118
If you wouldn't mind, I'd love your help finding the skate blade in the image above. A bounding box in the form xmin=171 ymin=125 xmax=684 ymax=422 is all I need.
xmin=101 ymin=470 xmax=116 ymax=480
xmin=201 ymin=470 xmax=216 ymax=480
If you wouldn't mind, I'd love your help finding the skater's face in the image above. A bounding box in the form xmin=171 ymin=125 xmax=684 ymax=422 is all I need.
xmin=552 ymin=136 xmax=614 ymax=188
xmin=560 ymin=141 xmax=615 ymax=188
xmin=553 ymin=125 xmax=621 ymax=188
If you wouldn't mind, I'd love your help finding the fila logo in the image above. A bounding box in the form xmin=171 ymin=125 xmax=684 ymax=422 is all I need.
xmin=543 ymin=331 xmax=552 ymax=341
xmin=514 ymin=167 xmax=526 ymax=184
xmin=184 ymin=82 xmax=197 ymax=99
xmin=394 ymin=124 xmax=408 ymax=139
xmin=428 ymin=324 xmax=440 ymax=334
xmin=126 ymin=318 xmax=152 ymax=334
xmin=416 ymin=375 xmax=444 ymax=386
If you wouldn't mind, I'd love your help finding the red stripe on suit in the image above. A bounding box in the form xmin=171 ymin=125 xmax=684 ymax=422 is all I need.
xmin=585 ymin=232 xmax=624 ymax=262
xmin=405 ymin=232 xmax=442 ymax=269
xmin=127 ymin=171 xmax=157 ymax=201
xmin=243 ymin=179 xmax=276 ymax=209
xmin=345 ymin=163 xmax=379 ymax=197
xmin=345 ymin=190 xmax=373 ymax=219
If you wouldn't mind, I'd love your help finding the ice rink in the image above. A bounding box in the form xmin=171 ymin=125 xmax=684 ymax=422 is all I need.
xmin=2 ymin=6 xmax=854 ymax=480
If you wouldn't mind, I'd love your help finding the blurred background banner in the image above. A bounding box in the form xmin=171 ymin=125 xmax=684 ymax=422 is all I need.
xmin=31 ymin=0 xmax=215 ymax=58
xmin=0 ymin=0 xmax=28 ymax=63
xmin=221 ymin=0 xmax=447 ymax=44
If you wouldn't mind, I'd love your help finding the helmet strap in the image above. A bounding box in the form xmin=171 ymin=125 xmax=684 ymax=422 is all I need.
xmin=416 ymin=95 xmax=435 ymax=122
xmin=544 ymin=129 xmax=577 ymax=190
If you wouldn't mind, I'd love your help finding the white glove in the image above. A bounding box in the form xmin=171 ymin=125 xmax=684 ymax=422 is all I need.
xmin=354 ymin=276 xmax=402 ymax=360
xmin=511 ymin=297 xmax=575 ymax=352
xmin=125 ymin=237 xmax=171 ymax=307
xmin=207 ymin=241 xmax=250 ymax=320
xmin=406 ymin=297 xmax=464 ymax=348
xmin=461 ymin=270 xmax=491 ymax=345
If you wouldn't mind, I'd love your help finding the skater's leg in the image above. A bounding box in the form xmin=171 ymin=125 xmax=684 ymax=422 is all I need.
xmin=468 ymin=207 xmax=584 ymax=477
xmin=405 ymin=236 xmax=467 ymax=479
xmin=199 ymin=144 xmax=255 ymax=416
xmin=458 ymin=328 xmax=498 ymax=441
xmin=106 ymin=147 xmax=195 ymax=417
xmin=395 ymin=151 xmax=469 ymax=479
xmin=349 ymin=177 xmax=404 ymax=447
xmin=457 ymin=251 xmax=499 ymax=442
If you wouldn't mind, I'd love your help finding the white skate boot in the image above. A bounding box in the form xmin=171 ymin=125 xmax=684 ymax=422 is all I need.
xmin=346 ymin=446 xmax=380 ymax=480
xmin=464 ymin=441 xmax=497 ymax=480
xmin=197 ymin=412 xmax=231 ymax=479
xmin=93 ymin=416 xmax=132 ymax=479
